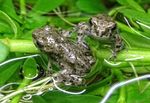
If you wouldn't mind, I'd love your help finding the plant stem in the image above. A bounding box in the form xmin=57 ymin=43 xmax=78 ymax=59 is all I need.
xmin=1 ymin=39 xmax=150 ymax=62
xmin=0 ymin=77 xmax=52 ymax=102
xmin=53 ymin=8 xmax=76 ymax=26
xmin=113 ymin=69 xmax=126 ymax=103
xmin=20 ymin=0 xmax=26 ymax=16
xmin=91 ymin=47 xmax=150 ymax=63
xmin=1 ymin=39 xmax=150 ymax=72
xmin=10 ymin=78 xmax=31 ymax=103
xmin=0 ymin=39 xmax=39 ymax=53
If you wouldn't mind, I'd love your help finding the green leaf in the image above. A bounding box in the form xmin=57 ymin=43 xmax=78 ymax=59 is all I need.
xmin=126 ymin=0 xmax=145 ymax=12
xmin=76 ymin=0 xmax=106 ymax=14
xmin=85 ymin=59 xmax=102 ymax=78
xmin=107 ymin=81 xmax=150 ymax=103
xmin=0 ymin=21 xmax=13 ymax=33
xmin=121 ymin=32 xmax=150 ymax=49
xmin=117 ymin=0 xmax=145 ymax=12
xmin=86 ymin=76 xmax=111 ymax=95
xmin=24 ymin=14 xmax=48 ymax=29
xmin=0 ymin=0 xmax=22 ymax=23
xmin=23 ymin=58 xmax=37 ymax=78
xmin=30 ymin=0 xmax=65 ymax=15
xmin=126 ymin=81 xmax=150 ymax=103
xmin=118 ymin=9 xmax=150 ymax=24
xmin=0 ymin=10 xmax=18 ymax=37
xmin=32 ymin=91 xmax=101 ymax=103
xmin=0 ymin=61 xmax=22 ymax=86
xmin=0 ymin=41 xmax=9 ymax=62
xmin=116 ymin=0 xmax=128 ymax=5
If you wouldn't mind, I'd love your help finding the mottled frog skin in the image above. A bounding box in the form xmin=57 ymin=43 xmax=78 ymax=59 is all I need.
xmin=32 ymin=26 xmax=95 ymax=85
xmin=32 ymin=14 xmax=123 ymax=85
xmin=75 ymin=14 xmax=124 ymax=54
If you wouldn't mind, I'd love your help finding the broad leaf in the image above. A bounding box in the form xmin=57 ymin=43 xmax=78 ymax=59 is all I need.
xmin=107 ymin=81 xmax=150 ymax=103
xmin=76 ymin=0 xmax=106 ymax=14
xmin=23 ymin=58 xmax=38 ymax=78
xmin=24 ymin=14 xmax=48 ymax=29
xmin=0 ymin=61 xmax=22 ymax=86
xmin=117 ymin=0 xmax=145 ymax=12
xmin=30 ymin=0 xmax=65 ymax=15
xmin=0 ymin=0 xmax=21 ymax=23
xmin=118 ymin=9 xmax=150 ymax=24
xmin=120 ymin=31 xmax=150 ymax=49
xmin=0 ymin=10 xmax=18 ymax=37
xmin=0 ymin=41 xmax=9 ymax=62
xmin=32 ymin=91 xmax=101 ymax=103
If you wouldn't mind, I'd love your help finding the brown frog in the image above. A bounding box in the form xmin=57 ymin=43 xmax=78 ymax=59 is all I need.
xmin=75 ymin=14 xmax=124 ymax=56
xmin=32 ymin=14 xmax=123 ymax=85
xmin=32 ymin=26 xmax=95 ymax=85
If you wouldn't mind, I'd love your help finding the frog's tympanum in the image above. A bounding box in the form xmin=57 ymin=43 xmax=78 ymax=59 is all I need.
xmin=32 ymin=26 xmax=95 ymax=86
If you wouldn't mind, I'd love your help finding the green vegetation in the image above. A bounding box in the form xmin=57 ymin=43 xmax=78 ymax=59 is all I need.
xmin=0 ymin=0 xmax=150 ymax=103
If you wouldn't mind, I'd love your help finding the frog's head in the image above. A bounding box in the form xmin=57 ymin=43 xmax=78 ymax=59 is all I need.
xmin=32 ymin=26 xmax=50 ymax=50
xmin=89 ymin=14 xmax=116 ymax=29
xmin=32 ymin=26 xmax=60 ymax=53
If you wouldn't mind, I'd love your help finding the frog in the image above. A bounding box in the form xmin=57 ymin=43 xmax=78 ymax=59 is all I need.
xmin=75 ymin=14 xmax=124 ymax=57
xmin=32 ymin=25 xmax=95 ymax=86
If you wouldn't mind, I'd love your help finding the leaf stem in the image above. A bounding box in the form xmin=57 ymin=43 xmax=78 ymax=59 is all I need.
xmin=53 ymin=8 xmax=76 ymax=26
xmin=20 ymin=0 xmax=26 ymax=16
xmin=113 ymin=69 xmax=126 ymax=103
xmin=1 ymin=39 xmax=150 ymax=72
xmin=0 ymin=39 xmax=39 ymax=53
xmin=10 ymin=78 xmax=31 ymax=103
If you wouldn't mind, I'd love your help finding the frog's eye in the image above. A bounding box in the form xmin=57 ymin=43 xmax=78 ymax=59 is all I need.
xmin=89 ymin=18 xmax=92 ymax=25
xmin=89 ymin=18 xmax=97 ymax=25
xmin=112 ymin=24 xmax=117 ymax=30
xmin=91 ymin=18 xmax=98 ymax=26
xmin=35 ymin=40 xmax=44 ymax=48
xmin=108 ymin=23 xmax=116 ymax=30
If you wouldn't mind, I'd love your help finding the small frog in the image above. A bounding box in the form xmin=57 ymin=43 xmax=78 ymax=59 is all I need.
xmin=75 ymin=14 xmax=124 ymax=57
xmin=32 ymin=14 xmax=123 ymax=85
xmin=32 ymin=26 xmax=95 ymax=85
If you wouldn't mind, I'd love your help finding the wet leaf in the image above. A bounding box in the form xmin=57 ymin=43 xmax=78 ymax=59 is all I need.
xmin=23 ymin=58 xmax=38 ymax=78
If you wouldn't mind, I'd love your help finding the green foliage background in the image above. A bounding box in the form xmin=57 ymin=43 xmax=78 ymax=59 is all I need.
xmin=0 ymin=0 xmax=150 ymax=103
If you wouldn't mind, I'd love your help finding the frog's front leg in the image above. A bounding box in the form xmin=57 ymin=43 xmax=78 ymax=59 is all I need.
xmin=75 ymin=22 xmax=90 ymax=48
xmin=47 ymin=56 xmax=60 ymax=75
xmin=60 ymin=29 xmax=72 ymax=37
xmin=109 ymin=31 xmax=124 ymax=60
